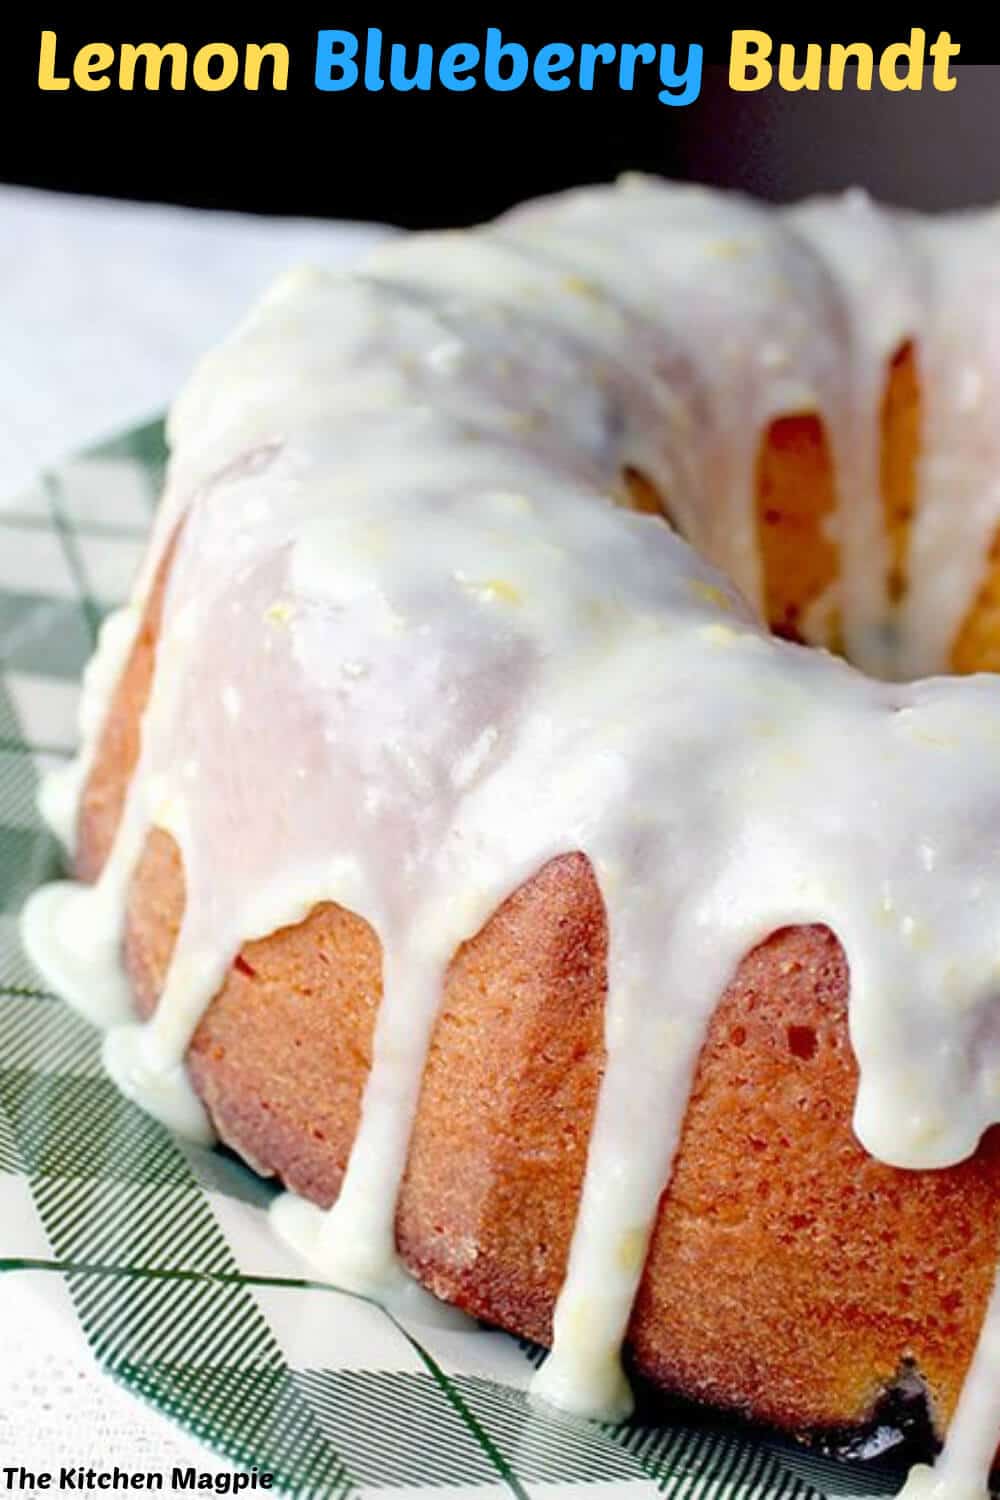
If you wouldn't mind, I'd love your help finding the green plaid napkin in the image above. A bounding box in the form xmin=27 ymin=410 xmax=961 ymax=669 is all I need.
xmin=0 ymin=422 xmax=904 ymax=1498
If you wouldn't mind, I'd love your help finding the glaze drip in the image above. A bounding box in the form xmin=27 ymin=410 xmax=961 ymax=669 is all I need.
xmin=21 ymin=178 xmax=1000 ymax=1500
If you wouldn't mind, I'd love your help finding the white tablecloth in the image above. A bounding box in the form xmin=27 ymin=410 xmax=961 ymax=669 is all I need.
xmin=0 ymin=184 xmax=395 ymax=1489
xmin=0 ymin=184 xmax=395 ymax=499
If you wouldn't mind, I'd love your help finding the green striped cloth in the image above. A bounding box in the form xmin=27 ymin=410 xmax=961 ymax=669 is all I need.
xmin=0 ymin=422 xmax=902 ymax=1498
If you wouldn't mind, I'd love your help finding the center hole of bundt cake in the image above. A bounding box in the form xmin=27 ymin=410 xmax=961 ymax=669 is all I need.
xmin=619 ymin=437 xmax=842 ymax=653
xmin=618 ymin=341 xmax=1000 ymax=679
xmin=755 ymin=341 xmax=921 ymax=655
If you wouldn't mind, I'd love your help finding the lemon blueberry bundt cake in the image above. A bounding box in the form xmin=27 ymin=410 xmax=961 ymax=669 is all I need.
xmin=22 ymin=176 xmax=1000 ymax=1500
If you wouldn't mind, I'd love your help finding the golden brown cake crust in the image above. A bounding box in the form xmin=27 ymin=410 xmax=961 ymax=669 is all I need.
xmin=76 ymin=544 xmax=1000 ymax=1449
xmin=76 ymin=540 xmax=175 ymax=885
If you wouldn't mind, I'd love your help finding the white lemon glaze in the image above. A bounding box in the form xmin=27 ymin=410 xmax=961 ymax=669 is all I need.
xmin=21 ymin=177 xmax=1000 ymax=1498
xmin=37 ymin=604 xmax=142 ymax=853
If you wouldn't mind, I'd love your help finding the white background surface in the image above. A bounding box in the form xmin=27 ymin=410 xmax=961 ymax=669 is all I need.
xmin=0 ymin=184 xmax=395 ymax=499
xmin=0 ymin=1272 xmax=243 ymax=1487
xmin=0 ymin=183 xmax=395 ymax=1488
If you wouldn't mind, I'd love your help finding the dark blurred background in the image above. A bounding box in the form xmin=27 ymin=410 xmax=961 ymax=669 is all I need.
xmin=3 ymin=12 xmax=999 ymax=224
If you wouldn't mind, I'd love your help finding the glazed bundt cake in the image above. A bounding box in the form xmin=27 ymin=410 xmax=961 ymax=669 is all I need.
xmin=23 ymin=176 xmax=1000 ymax=1500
